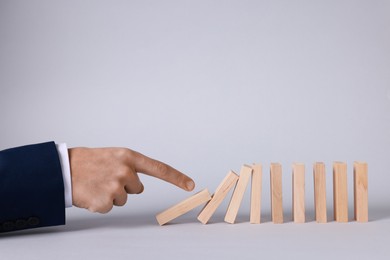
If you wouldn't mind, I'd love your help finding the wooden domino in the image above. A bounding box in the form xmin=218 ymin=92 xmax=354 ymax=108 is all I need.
xmin=313 ymin=162 xmax=327 ymax=223
xmin=250 ymin=164 xmax=262 ymax=224
xmin=156 ymin=161 xmax=368 ymax=226
xmin=156 ymin=189 xmax=211 ymax=226
xmin=333 ymin=162 xmax=348 ymax=222
xmin=225 ymin=165 xmax=252 ymax=224
xmin=354 ymin=162 xmax=368 ymax=222
xmin=270 ymin=163 xmax=283 ymax=224
xmin=292 ymin=163 xmax=305 ymax=223
xmin=198 ymin=171 xmax=239 ymax=224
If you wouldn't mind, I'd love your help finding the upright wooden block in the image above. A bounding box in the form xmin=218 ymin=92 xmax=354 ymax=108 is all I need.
xmin=250 ymin=164 xmax=262 ymax=224
xmin=197 ymin=171 xmax=239 ymax=224
xmin=313 ymin=162 xmax=327 ymax=223
xmin=270 ymin=163 xmax=283 ymax=224
xmin=224 ymin=165 xmax=252 ymax=224
xmin=354 ymin=162 xmax=368 ymax=222
xmin=333 ymin=162 xmax=348 ymax=222
xmin=156 ymin=189 xmax=212 ymax=226
xmin=292 ymin=163 xmax=305 ymax=223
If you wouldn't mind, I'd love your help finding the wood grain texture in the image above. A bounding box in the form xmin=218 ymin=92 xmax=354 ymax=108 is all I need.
xmin=333 ymin=162 xmax=348 ymax=222
xmin=250 ymin=164 xmax=262 ymax=224
xmin=313 ymin=162 xmax=327 ymax=223
xmin=224 ymin=165 xmax=252 ymax=224
xmin=354 ymin=162 xmax=368 ymax=222
xmin=270 ymin=163 xmax=283 ymax=224
xmin=197 ymin=171 xmax=239 ymax=224
xmin=156 ymin=189 xmax=211 ymax=226
xmin=292 ymin=163 xmax=305 ymax=223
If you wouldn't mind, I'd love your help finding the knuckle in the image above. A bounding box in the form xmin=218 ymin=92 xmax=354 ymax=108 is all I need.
xmin=125 ymin=149 xmax=137 ymax=161
xmin=87 ymin=207 xmax=97 ymax=213
xmin=99 ymin=203 xmax=113 ymax=214
xmin=118 ymin=201 xmax=127 ymax=207
xmin=126 ymin=188 xmax=137 ymax=194
xmin=115 ymin=196 xmax=127 ymax=206
xmin=116 ymin=167 xmax=130 ymax=181
xmin=88 ymin=198 xmax=113 ymax=214
xmin=114 ymin=148 xmax=131 ymax=161
xmin=88 ymin=205 xmax=100 ymax=213
xmin=125 ymin=181 xmax=144 ymax=194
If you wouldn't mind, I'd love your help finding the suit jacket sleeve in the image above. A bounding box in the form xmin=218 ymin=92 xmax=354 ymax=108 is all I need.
xmin=0 ymin=142 xmax=65 ymax=233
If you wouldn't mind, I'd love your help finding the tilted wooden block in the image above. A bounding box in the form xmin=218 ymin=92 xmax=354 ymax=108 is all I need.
xmin=333 ymin=162 xmax=348 ymax=222
xmin=270 ymin=163 xmax=283 ymax=224
xmin=292 ymin=163 xmax=305 ymax=223
xmin=354 ymin=162 xmax=368 ymax=222
xmin=224 ymin=165 xmax=252 ymax=224
xmin=156 ymin=189 xmax=212 ymax=226
xmin=313 ymin=162 xmax=327 ymax=223
xmin=250 ymin=164 xmax=262 ymax=224
xmin=197 ymin=171 xmax=239 ymax=224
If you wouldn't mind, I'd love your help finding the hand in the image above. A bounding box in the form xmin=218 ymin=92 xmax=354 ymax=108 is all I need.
xmin=68 ymin=147 xmax=195 ymax=213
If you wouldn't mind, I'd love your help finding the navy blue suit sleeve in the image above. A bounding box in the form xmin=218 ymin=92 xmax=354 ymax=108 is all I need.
xmin=0 ymin=142 xmax=65 ymax=233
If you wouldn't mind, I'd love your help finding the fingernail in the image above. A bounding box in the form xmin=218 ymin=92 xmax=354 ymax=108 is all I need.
xmin=186 ymin=180 xmax=195 ymax=191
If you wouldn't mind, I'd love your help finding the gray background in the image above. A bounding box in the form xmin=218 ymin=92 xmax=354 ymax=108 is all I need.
xmin=1 ymin=0 xmax=390 ymax=259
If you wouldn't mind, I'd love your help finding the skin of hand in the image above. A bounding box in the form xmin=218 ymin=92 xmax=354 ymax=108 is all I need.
xmin=68 ymin=147 xmax=195 ymax=213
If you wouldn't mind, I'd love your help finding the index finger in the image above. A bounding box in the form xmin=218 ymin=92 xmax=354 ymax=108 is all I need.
xmin=128 ymin=150 xmax=195 ymax=191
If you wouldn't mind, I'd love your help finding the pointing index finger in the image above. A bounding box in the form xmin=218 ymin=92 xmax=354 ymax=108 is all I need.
xmin=129 ymin=150 xmax=195 ymax=191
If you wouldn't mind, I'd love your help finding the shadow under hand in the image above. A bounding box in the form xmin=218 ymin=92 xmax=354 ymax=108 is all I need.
xmin=64 ymin=211 xmax=157 ymax=232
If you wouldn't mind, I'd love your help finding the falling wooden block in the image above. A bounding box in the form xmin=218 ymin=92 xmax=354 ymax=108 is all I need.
xmin=156 ymin=189 xmax=212 ymax=226
xmin=313 ymin=162 xmax=327 ymax=223
xmin=197 ymin=171 xmax=239 ymax=224
xmin=250 ymin=164 xmax=262 ymax=224
xmin=292 ymin=163 xmax=305 ymax=223
xmin=354 ymin=162 xmax=368 ymax=222
xmin=270 ymin=163 xmax=283 ymax=224
xmin=333 ymin=162 xmax=348 ymax=222
xmin=224 ymin=165 xmax=252 ymax=224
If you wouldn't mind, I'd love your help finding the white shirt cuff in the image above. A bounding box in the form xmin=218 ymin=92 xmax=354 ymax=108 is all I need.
xmin=56 ymin=143 xmax=73 ymax=208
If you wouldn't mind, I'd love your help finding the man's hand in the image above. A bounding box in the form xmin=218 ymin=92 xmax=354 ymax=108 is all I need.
xmin=68 ymin=148 xmax=195 ymax=213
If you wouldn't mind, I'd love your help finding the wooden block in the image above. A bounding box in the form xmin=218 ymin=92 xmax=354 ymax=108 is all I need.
xmin=313 ymin=162 xmax=327 ymax=223
xmin=156 ymin=189 xmax=212 ymax=226
xmin=354 ymin=162 xmax=368 ymax=222
xmin=250 ymin=164 xmax=262 ymax=224
xmin=224 ymin=165 xmax=252 ymax=224
xmin=292 ymin=163 xmax=305 ymax=223
xmin=197 ymin=171 xmax=239 ymax=224
xmin=333 ymin=162 xmax=348 ymax=222
xmin=270 ymin=163 xmax=283 ymax=224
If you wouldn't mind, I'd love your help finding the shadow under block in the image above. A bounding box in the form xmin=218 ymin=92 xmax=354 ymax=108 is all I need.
xmin=224 ymin=165 xmax=252 ymax=224
xmin=354 ymin=162 xmax=368 ymax=222
xmin=250 ymin=164 xmax=262 ymax=224
xmin=270 ymin=163 xmax=283 ymax=224
xmin=292 ymin=163 xmax=305 ymax=223
xmin=156 ymin=189 xmax=212 ymax=226
xmin=313 ymin=162 xmax=327 ymax=223
xmin=197 ymin=171 xmax=239 ymax=224
xmin=333 ymin=162 xmax=348 ymax=222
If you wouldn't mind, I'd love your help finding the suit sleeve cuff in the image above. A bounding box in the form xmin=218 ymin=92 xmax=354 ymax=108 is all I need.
xmin=56 ymin=143 xmax=73 ymax=208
